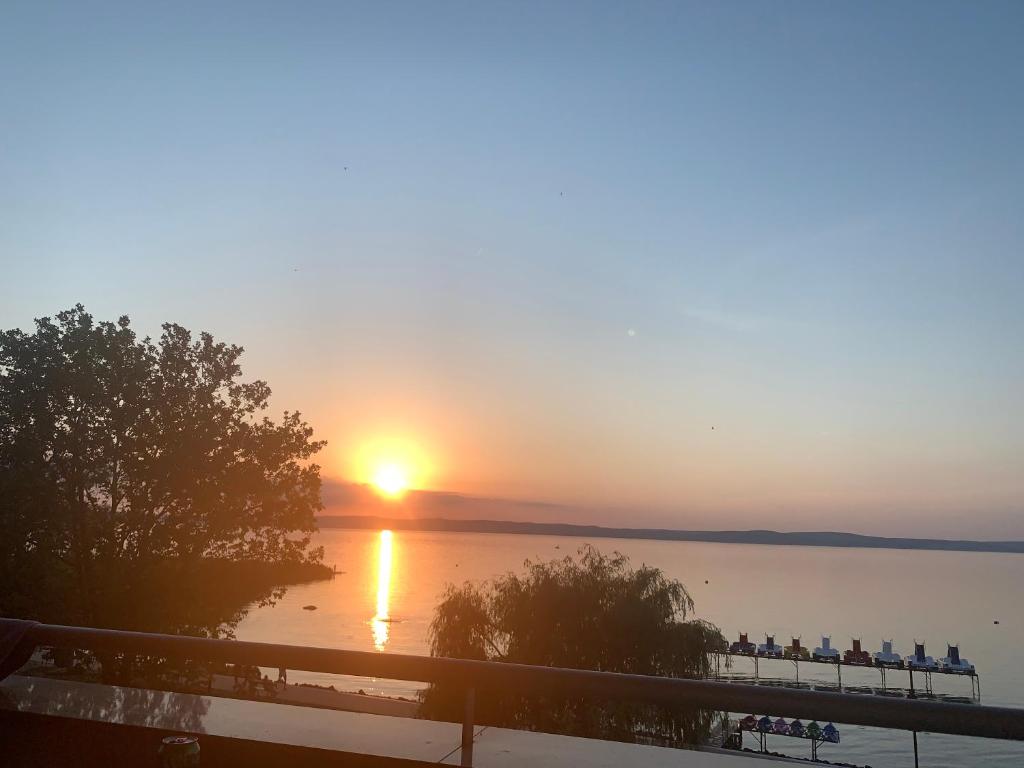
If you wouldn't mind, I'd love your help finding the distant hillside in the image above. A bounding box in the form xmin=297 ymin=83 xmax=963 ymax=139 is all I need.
xmin=316 ymin=515 xmax=1024 ymax=554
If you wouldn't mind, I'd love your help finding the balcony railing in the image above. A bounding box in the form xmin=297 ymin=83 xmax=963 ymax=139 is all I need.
xmin=10 ymin=622 xmax=1024 ymax=766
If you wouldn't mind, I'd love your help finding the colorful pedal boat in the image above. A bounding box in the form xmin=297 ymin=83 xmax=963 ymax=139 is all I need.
xmin=785 ymin=637 xmax=810 ymax=660
xmin=758 ymin=635 xmax=784 ymax=657
xmin=813 ymin=635 xmax=840 ymax=661
xmin=844 ymin=638 xmax=872 ymax=665
xmin=874 ymin=639 xmax=903 ymax=668
xmin=906 ymin=641 xmax=938 ymax=671
xmin=730 ymin=632 xmax=756 ymax=655
xmin=939 ymin=644 xmax=975 ymax=673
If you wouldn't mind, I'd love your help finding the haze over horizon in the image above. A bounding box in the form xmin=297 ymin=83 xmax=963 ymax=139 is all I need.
xmin=319 ymin=480 xmax=1024 ymax=542
xmin=3 ymin=2 xmax=1023 ymax=538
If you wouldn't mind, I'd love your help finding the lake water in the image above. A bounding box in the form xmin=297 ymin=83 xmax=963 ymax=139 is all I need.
xmin=236 ymin=528 xmax=1024 ymax=767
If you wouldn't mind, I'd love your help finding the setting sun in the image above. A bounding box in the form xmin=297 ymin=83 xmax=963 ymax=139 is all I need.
xmin=372 ymin=463 xmax=409 ymax=498
xmin=351 ymin=436 xmax=433 ymax=496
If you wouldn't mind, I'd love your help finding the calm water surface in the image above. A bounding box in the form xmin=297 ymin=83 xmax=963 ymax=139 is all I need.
xmin=237 ymin=528 xmax=1024 ymax=767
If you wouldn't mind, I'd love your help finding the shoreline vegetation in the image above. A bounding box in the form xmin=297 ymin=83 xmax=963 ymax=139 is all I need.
xmin=420 ymin=547 xmax=724 ymax=746
xmin=40 ymin=558 xmax=334 ymax=637
xmin=135 ymin=558 xmax=335 ymax=636
xmin=1 ymin=307 xmax=329 ymax=637
xmin=318 ymin=515 xmax=1024 ymax=555
xmin=203 ymin=558 xmax=335 ymax=607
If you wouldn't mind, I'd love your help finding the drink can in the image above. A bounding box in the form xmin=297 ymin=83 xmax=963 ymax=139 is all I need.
xmin=159 ymin=735 xmax=200 ymax=767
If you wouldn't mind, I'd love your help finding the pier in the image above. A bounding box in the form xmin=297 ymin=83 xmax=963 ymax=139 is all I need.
xmin=714 ymin=643 xmax=981 ymax=700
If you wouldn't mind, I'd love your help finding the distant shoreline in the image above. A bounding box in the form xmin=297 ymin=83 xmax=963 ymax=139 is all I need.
xmin=316 ymin=515 xmax=1024 ymax=554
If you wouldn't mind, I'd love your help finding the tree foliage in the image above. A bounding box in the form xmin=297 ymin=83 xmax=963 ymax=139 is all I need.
xmin=421 ymin=546 xmax=726 ymax=745
xmin=0 ymin=306 xmax=326 ymax=633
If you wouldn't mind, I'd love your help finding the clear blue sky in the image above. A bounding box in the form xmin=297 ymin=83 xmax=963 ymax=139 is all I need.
xmin=2 ymin=1 xmax=1022 ymax=536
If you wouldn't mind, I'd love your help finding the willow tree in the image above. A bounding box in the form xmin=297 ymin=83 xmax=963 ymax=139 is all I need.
xmin=421 ymin=547 xmax=726 ymax=745
xmin=0 ymin=305 xmax=326 ymax=635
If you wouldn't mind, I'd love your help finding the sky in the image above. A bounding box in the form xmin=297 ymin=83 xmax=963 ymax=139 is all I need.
xmin=2 ymin=1 xmax=1023 ymax=537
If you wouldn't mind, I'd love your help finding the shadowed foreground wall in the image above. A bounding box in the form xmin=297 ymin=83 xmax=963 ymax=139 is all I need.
xmin=0 ymin=710 xmax=437 ymax=768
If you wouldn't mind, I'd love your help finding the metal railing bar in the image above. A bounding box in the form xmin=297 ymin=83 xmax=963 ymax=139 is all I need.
xmin=18 ymin=622 xmax=1024 ymax=743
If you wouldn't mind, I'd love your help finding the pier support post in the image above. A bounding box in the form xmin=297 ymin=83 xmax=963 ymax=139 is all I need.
xmin=461 ymin=687 xmax=475 ymax=767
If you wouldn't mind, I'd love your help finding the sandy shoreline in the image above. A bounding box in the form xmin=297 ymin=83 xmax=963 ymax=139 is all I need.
xmin=207 ymin=673 xmax=420 ymax=717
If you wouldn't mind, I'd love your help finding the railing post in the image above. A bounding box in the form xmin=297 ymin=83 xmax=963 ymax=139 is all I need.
xmin=460 ymin=686 xmax=475 ymax=767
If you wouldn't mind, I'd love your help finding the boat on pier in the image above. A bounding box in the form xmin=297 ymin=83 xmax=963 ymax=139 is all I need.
xmin=757 ymin=635 xmax=784 ymax=658
xmin=729 ymin=632 xmax=756 ymax=655
xmin=939 ymin=644 xmax=975 ymax=674
xmin=844 ymin=638 xmax=872 ymax=666
xmin=906 ymin=642 xmax=938 ymax=671
xmin=785 ymin=637 xmax=810 ymax=660
xmin=874 ymin=640 xmax=903 ymax=668
xmin=813 ymin=636 xmax=840 ymax=662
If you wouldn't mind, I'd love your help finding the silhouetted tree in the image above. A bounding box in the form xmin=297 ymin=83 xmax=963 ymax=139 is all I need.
xmin=0 ymin=306 xmax=326 ymax=635
xmin=420 ymin=547 xmax=726 ymax=745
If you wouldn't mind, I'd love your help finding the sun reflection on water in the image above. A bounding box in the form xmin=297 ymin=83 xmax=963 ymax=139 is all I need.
xmin=372 ymin=529 xmax=393 ymax=650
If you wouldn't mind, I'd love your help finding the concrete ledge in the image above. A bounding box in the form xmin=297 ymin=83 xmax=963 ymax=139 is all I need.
xmin=0 ymin=675 xmax=767 ymax=767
